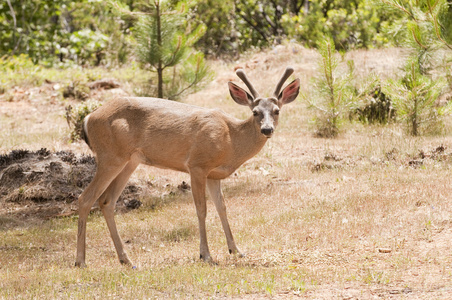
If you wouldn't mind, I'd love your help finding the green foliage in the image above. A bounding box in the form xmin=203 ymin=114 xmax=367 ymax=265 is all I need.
xmin=0 ymin=54 xmax=35 ymax=71
xmin=65 ymin=100 xmax=102 ymax=141
xmin=282 ymin=0 xmax=390 ymax=50
xmin=232 ymin=0 xmax=303 ymax=48
xmin=0 ymin=0 xmax=62 ymax=63
xmin=191 ymin=0 xmax=307 ymax=56
xmin=0 ymin=0 xmax=417 ymax=62
xmin=56 ymin=29 xmax=109 ymax=66
xmin=378 ymin=0 xmax=452 ymax=136
xmin=378 ymin=0 xmax=452 ymax=49
xmin=194 ymin=0 xmax=404 ymax=55
xmin=164 ymin=52 xmax=211 ymax=99
xmin=0 ymin=54 xmax=82 ymax=93
xmin=134 ymin=2 xmax=187 ymax=69
xmin=191 ymin=0 xmax=292 ymax=55
xmin=114 ymin=0 xmax=210 ymax=99
xmin=0 ymin=0 xmax=129 ymax=66
xmin=0 ymin=54 xmax=45 ymax=91
xmin=383 ymin=58 xmax=448 ymax=136
xmin=352 ymin=78 xmax=396 ymax=124
xmin=381 ymin=0 xmax=452 ymax=90
xmin=62 ymin=80 xmax=91 ymax=101
xmin=0 ymin=53 xmax=152 ymax=99
xmin=190 ymin=0 xmax=237 ymax=56
xmin=306 ymin=38 xmax=355 ymax=137
xmin=191 ymin=0 xmax=400 ymax=56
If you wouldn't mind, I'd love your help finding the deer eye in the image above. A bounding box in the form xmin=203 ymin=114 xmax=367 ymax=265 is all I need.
xmin=274 ymin=109 xmax=280 ymax=115
xmin=252 ymin=110 xmax=258 ymax=116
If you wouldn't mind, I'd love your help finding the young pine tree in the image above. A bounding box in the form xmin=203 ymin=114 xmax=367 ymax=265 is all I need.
xmin=379 ymin=0 xmax=452 ymax=135
xmin=384 ymin=58 xmax=448 ymax=136
xmin=307 ymin=38 xmax=355 ymax=137
xmin=112 ymin=0 xmax=209 ymax=99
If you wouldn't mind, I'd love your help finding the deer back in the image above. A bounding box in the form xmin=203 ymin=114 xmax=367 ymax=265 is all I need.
xmin=85 ymin=97 xmax=266 ymax=178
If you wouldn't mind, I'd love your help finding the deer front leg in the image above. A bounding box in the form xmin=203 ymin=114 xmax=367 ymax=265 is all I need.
xmin=207 ymin=179 xmax=243 ymax=257
xmin=190 ymin=169 xmax=211 ymax=262
xmin=98 ymin=159 xmax=139 ymax=266
xmin=75 ymin=160 xmax=127 ymax=268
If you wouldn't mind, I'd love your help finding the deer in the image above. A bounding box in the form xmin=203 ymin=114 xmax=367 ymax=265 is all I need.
xmin=75 ymin=67 xmax=300 ymax=268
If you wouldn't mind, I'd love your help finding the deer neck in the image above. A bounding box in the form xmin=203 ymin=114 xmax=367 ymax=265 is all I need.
xmin=230 ymin=116 xmax=268 ymax=162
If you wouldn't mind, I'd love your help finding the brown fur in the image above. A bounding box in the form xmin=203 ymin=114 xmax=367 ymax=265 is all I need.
xmin=75 ymin=68 xmax=300 ymax=267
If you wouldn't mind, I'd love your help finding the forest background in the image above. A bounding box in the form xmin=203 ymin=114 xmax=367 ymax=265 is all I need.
xmin=2 ymin=0 xmax=452 ymax=136
xmin=2 ymin=0 xmax=445 ymax=65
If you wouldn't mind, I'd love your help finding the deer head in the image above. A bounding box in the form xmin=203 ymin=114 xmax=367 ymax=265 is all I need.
xmin=228 ymin=67 xmax=300 ymax=138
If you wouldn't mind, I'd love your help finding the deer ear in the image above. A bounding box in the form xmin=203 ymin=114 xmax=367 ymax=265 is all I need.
xmin=228 ymin=82 xmax=254 ymax=106
xmin=278 ymin=78 xmax=300 ymax=106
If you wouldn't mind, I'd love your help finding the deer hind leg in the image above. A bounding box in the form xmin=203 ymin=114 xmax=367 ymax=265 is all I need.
xmin=75 ymin=159 xmax=128 ymax=268
xmin=98 ymin=159 xmax=139 ymax=266
xmin=207 ymin=179 xmax=243 ymax=257
xmin=189 ymin=169 xmax=211 ymax=262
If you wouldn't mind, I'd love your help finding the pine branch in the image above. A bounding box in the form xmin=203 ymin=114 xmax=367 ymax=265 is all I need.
xmin=426 ymin=0 xmax=452 ymax=50
xmin=109 ymin=0 xmax=153 ymax=16
xmin=163 ymin=36 xmax=183 ymax=69
xmin=168 ymin=56 xmax=203 ymax=99
xmin=410 ymin=26 xmax=428 ymax=49
xmin=379 ymin=0 xmax=415 ymax=19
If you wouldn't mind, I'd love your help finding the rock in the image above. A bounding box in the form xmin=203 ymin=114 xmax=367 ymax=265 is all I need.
xmin=378 ymin=248 xmax=392 ymax=253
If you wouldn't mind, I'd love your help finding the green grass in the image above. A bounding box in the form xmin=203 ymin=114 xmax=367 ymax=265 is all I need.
xmin=0 ymin=55 xmax=150 ymax=92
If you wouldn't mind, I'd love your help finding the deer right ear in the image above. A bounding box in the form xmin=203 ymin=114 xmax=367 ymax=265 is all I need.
xmin=228 ymin=82 xmax=254 ymax=106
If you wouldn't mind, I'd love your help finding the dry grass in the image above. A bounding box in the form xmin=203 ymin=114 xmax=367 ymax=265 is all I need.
xmin=1 ymin=46 xmax=452 ymax=299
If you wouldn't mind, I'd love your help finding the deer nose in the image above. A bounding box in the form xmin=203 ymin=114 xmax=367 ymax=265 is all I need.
xmin=261 ymin=127 xmax=274 ymax=136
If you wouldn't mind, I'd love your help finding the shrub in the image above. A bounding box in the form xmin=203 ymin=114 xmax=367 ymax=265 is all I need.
xmin=56 ymin=29 xmax=109 ymax=66
xmin=281 ymin=0 xmax=392 ymax=50
xmin=62 ymin=81 xmax=91 ymax=101
xmin=0 ymin=54 xmax=44 ymax=89
xmin=351 ymin=79 xmax=396 ymax=124
xmin=65 ymin=100 xmax=102 ymax=142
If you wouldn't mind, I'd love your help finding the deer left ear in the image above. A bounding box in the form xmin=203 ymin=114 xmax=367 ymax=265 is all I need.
xmin=278 ymin=79 xmax=300 ymax=106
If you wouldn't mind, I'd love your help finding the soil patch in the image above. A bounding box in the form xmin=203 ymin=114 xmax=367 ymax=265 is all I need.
xmin=0 ymin=149 xmax=143 ymax=223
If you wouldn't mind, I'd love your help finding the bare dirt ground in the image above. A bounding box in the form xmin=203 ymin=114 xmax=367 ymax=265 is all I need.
xmin=1 ymin=46 xmax=452 ymax=299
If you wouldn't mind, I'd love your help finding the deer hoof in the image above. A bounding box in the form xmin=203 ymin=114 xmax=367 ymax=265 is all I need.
xmin=229 ymin=249 xmax=245 ymax=258
xmin=200 ymin=254 xmax=214 ymax=263
xmin=75 ymin=261 xmax=87 ymax=268
xmin=119 ymin=258 xmax=133 ymax=266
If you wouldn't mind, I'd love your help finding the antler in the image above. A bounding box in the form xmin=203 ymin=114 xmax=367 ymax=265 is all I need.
xmin=273 ymin=67 xmax=294 ymax=98
xmin=235 ymin=69 xmax=260 ymax=98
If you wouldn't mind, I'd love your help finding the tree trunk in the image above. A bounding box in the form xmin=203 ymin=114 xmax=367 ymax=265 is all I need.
xmin=156 ymin=0 xmax=163 ymax=98
xmin=412 ymin=98 xmax=418 ymax=136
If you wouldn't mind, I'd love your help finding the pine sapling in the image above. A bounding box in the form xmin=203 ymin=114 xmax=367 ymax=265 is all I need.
xmin=383 ymin=58 xmax=448 ymax=135
xmin=111 ymin=0 xmax=210 ymax=99
xmin=306 ymin=38 xmax=355 ymax=137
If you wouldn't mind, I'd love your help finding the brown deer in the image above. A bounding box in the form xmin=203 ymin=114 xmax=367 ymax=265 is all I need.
xmin=75 ymin=67 xmax=300 ymax=267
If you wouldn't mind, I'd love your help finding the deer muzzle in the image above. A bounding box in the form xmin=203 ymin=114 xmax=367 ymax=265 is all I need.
xmin=261 ymin=126 xmax=274 ymax=137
